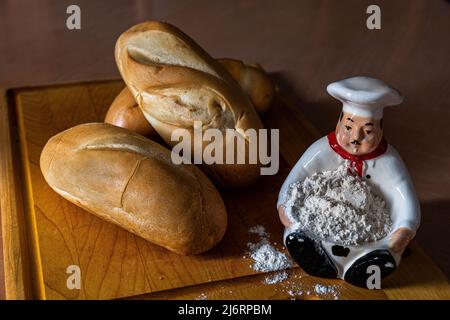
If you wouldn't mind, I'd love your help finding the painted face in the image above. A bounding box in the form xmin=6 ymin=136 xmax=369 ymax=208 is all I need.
xmin=335 ymin=112 xmax=383 ymax=156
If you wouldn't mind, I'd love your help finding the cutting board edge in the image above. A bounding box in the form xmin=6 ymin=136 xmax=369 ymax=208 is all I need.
xmin=0 ymin=88 xmax=30 ymax=299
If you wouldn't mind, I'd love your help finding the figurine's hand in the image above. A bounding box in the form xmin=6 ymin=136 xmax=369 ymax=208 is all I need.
xmin=278 ymin=205 xmax=294 ymax=228
xmin=389 ymin=227 xmax=415 ymax=253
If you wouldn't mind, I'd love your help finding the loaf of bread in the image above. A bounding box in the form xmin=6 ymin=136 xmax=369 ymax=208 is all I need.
xmin=105 ymin=87 xmax=159 ymax=139
xmin=105 ymin=58 xmax=275 ymax=138
xmin=115 ymin=21 xmax=264 ymax=187
xmin=217 ymin=59 xmax=275 ymax=114
xmin=40 ymin=123 xmax=227 ymax=255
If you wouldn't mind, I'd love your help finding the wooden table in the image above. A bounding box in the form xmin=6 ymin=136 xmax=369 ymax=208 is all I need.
xmin=0 ymin=0 xmax=449 ymax=299
xmin=1 ymin=81 xmax=449 ymax=300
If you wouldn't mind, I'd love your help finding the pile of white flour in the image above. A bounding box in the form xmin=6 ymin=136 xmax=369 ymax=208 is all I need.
xmin=246 ymin=226 xmax=293 ymax=279
xmin=284 ymin=163 xmax=392 ymax=245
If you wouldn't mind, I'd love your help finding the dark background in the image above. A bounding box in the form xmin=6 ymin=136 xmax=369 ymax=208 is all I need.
xmin=0 ymin=0 xmax=449 ymax=299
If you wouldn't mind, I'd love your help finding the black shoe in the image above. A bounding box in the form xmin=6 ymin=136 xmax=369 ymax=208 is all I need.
xmin=285 ymin=231 xmax=338 ymax=279
xmin=344 ymin=249 xmax=396 ymax=288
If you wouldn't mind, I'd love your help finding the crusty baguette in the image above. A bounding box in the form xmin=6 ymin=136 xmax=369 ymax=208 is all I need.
xmin=217 ymin=58 xmax=275 ymax=114
xmin=40 ymin=123 xmax=227 ymax=255
xmin=105 ymin=58 xmax=275 ymax=138
xmin=115 ymin=21 xmax=264 ymax=187
xmin=105 ymin=86 xmax=159 ymax=139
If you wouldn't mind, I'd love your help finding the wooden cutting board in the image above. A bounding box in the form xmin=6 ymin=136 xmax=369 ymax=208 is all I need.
xmin=0 ymin=80 xmax=448 ymax=300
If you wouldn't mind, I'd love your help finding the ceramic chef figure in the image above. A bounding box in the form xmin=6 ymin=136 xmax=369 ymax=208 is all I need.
xmin=277 ymin=76 xmax=421 ymax=288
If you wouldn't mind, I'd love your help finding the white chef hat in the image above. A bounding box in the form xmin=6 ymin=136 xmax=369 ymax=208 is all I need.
xmin=327 ymin=76 xmax=404 ymax=120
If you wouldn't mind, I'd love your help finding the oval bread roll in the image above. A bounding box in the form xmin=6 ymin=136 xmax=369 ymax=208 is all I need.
xmin=115 ymin=21 xmax=264 ymax=187
xmin=105 ymin=86 xmax=159 ymax=139
xmin=40 ymin=123 xmax=227 ymax=255
xmin=104 ymin=58 xmax=274 ymax=137
xmin=217 ymin=58 xmax=275 ymax=114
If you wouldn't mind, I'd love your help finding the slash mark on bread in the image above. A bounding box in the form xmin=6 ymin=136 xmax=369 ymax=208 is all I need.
xmin=120 ymin=157 xmax=145 ymax=209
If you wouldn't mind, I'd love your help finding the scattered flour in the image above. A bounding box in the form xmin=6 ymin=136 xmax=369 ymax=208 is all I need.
xmin=247 ymin=225 xmax=293 ymax=273
xmin=277 ymin=277 xmax=341 ymax=300
xmin=245 ymin=225 xmax=342 ymax=299
xmin=249 ymin=225 xmax=267 ymax=238
xmin=314 ymin=284 xmax=340 ymax=300
xmin=264 ymin=271 xmax=289 ymax=285
xmin=196 ymin=293 xmax=208 ymax=300
xmin=249 ymin=243 xmax=293 ymax=273
xmin=284 ymin=163 xmax=392 ymax=245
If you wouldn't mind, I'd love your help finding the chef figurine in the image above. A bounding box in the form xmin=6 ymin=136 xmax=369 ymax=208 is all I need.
xmin=277 ymin=76 xmax=421 ymax=288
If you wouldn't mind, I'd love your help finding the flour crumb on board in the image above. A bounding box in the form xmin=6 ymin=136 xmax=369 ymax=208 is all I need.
xmin=264 ymin=271 xmax=289 ymax=285
xmin=284 ymin=281 xmax=341 ymax=300
xmin=249 ymin=225 xmax=267 ymax=238
xmin=314 ymin=284 xmax=340 ymax=300
xmin=196 ymin=293 xmax=208 ymax=300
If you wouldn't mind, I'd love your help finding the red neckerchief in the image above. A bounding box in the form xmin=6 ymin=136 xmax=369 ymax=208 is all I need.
xmin=327 ymin=131 xmax=388 ymax=177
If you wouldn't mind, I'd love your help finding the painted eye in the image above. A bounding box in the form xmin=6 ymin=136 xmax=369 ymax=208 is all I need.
xmin=345 ymin=126 xmax=352 ymax=131
xmin=366 ymin=130 xmax=372 ymax=134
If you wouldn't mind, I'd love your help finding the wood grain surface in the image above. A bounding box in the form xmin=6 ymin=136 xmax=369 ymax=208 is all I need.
xmin=0 ymin=89 xmax=29 ymax=299
xmin=1 ymin=80 xmax=448 ymax=300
